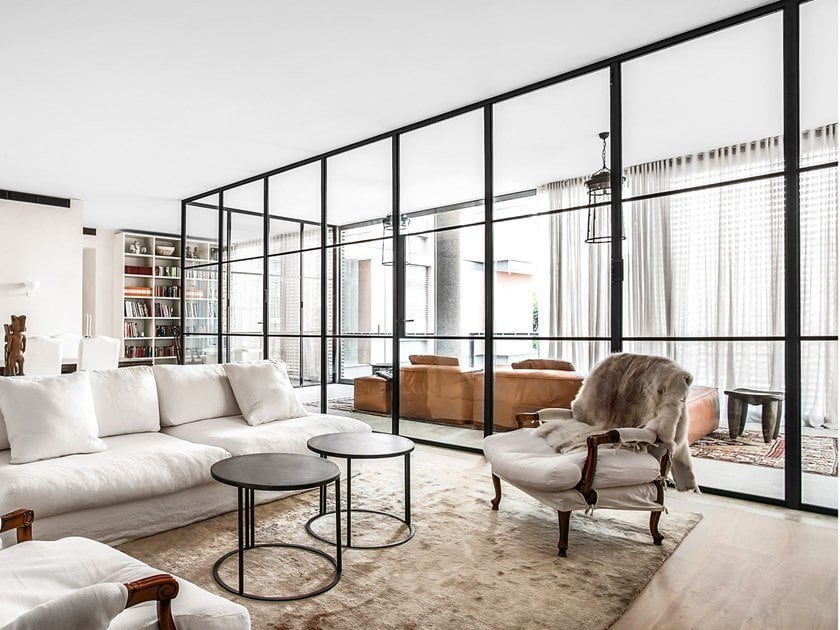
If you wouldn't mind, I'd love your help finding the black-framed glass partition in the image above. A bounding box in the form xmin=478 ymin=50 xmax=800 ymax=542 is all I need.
xmin=182 ymin=0 xmax=837 ymax=514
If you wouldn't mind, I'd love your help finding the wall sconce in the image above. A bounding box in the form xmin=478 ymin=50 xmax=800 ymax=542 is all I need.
xmin=23 ymin=281 xmax=40 ymax=297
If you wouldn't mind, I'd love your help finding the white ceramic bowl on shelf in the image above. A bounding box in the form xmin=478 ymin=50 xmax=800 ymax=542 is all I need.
xmin=156 ymin=245 xmax=176 ymax=256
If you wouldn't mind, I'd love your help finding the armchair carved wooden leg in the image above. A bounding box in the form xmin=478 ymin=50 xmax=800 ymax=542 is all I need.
xmin=0 ymin=508 xmax=34 ymax=543
xmin=490 ymin=474 xmax=502 ymax=510
xmin=125 ymin=574 xmax=180 ymax=630
xmin=557 ymin=511 xmax=571 ymax=557
xmin=649 ymin=511 xmax=664 ymax=546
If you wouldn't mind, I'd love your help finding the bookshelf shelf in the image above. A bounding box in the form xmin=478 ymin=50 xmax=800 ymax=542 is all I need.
xmin=115 ymin=232 xmax=216 ymax=364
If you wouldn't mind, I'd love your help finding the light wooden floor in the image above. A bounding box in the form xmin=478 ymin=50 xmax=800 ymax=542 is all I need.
xmin=611 ymin=491 xmax=838 ymax=630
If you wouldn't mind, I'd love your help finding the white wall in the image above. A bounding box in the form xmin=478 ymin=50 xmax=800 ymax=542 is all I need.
xmin=0 ymin=198 xmax=83 ymax=337
xmin=82 ymin=228 xmax=116 ymax=337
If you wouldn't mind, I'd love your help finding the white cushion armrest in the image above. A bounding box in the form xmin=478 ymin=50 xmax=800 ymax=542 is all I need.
xmin=1 ymin=583 xmax=128 ymax=630
xmin=536 ymin=408 xmax=574 ymax=421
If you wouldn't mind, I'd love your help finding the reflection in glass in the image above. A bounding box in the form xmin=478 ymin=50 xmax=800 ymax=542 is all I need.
xmin=801 ymin=341 xmax=838 ymax=509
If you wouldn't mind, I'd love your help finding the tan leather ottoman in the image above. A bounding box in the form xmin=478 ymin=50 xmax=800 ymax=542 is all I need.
xmin=686 ymin=385 xmax=720 ymax=444
xmin=354 ymin=375 xmax=391 ymax=414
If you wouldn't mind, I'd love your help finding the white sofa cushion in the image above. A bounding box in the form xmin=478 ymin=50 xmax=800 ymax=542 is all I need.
xmin=163 ymin=413 xmax=371 ymax=456
xmin=0 ymin=376 xmax=46 ymax=452
xmin=0 ymin=537 xmax=249 ymax=629
xmin=0 ymin=432 xmax=229 ymax=520
xmin=153 ymin=364 xmax=240 ymax=427
xmin=0 ymin=372 xmax=107 ymax=464
xmin=88 ymin=366 xmax=161 ymax=437
xmin=483 ymin=428 xmax=661 ymax=493
xmin=224 ymin=361 xmax=308 ymax=426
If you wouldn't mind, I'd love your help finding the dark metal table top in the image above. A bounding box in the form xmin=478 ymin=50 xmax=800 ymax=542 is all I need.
xmin=308 ymin=432 xmax=415 ymax=459
xmin=211 ymin=453 xmax=340 ymax=491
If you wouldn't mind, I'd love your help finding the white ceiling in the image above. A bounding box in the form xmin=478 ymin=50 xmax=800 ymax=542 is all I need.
xmin=1 ymin=0 xmax=836 ymax=233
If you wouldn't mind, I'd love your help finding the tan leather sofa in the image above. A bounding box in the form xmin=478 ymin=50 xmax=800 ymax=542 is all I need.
xmin=473 ymin=360 xmax=585 ymax=431
xmin=399 ymin=355 xmax=479 ymax=425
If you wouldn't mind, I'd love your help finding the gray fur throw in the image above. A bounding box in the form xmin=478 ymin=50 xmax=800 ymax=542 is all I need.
xmin=536 ymin=353 xmax=699 ymax=492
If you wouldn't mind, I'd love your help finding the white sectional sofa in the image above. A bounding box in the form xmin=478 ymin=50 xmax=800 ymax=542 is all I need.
xmin=0 ymin=363 xmax=371 ymax=546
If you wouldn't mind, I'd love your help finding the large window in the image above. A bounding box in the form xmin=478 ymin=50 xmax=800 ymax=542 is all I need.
xmin=182 ymin=1 xmax=837 ymax=513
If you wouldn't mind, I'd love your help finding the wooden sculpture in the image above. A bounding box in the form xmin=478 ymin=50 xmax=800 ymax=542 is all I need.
xmin=3 ymin=315 xmax=26 ymax=376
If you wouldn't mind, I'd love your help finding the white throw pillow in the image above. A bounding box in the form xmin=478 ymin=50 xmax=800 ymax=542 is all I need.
xmin=224 ymin=361 xmax=308 ymax=426
xmin=153 ymin=364 xmax=241 ymax=426
xmin=0 ymin=376 xmax=46 ymax=451
xmin=89 ymin=366 xmax=161 ymax=437
xmin=0 ymin=371 xmax=108 ymax=464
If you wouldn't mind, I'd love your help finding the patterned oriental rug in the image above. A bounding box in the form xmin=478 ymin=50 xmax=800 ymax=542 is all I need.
xmin=690 ymin=430 xmax=838 ymax=477
xmin=119 ymin=445 xmax=701 ymax=629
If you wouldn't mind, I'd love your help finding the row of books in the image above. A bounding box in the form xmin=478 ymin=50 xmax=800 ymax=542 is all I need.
xmin=125 ymin=265 xmax=153 ymax=276
xmin=184 ymin=302 xmax=217 ymax=318
xmin=155 ymin=286 xmax=181 ymax=297
xmin=123 ymin=345 xmax=179 ymax=359
xmin=155 ymin=303 xmax=176 ymax=318
xmin=125 ymin=301 xmax=150 ymax=317
xmin=185 ymin=286 xmax=204 ymax=298
xmin=185 ymin=269 xmax=216 ymax=280
xmin=155 ymin=266 xmax=179 ymax=278
xmin=125 ymin=286 xmax=153 ymax=297
xmin=155 ymin=325 xmax=178 ymax=337
xmin=124 ymin=321 xmax=147 ymax=338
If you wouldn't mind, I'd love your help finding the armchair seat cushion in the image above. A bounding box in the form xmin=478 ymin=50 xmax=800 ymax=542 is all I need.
xmin=483 ymin=428 xmax=661 ymax=493
xmin=0 ymin=537 xmax=249 ymax=629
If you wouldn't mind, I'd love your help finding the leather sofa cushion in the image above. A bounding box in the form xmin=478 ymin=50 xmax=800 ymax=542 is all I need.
xmin=0 ymin=433 xmax=229 ymax=520
xmin=408 ymin=354 xmax=459 ymax=366
xmin=483 ymin=428 xmax=660 ymax=493
xmin=511 ymin=359 xmax=576 ymax=371
xmin=162 ymin=413 xmax=371 ymax=456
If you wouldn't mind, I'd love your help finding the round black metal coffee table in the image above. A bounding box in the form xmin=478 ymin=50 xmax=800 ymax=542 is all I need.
xmin=210 ymin=453 xmax=341 ymax=601
xmin=306 ymin=433 xmax=415 ymax=549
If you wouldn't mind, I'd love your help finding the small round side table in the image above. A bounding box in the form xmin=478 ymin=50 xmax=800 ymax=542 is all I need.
xmin=210 ymin=453 xmax=341 ymax=601
xmin=306 ymin=433 xmax=415 ymax=549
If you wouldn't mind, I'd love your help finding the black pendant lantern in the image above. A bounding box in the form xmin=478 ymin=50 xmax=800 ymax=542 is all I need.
xmin=584 ymin=131 xmax=625 ymax=244
xmin=381 ymin=213 xmax=410 ymax=266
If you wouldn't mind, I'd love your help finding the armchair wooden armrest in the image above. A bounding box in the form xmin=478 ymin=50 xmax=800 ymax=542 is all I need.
xmin=0 ymin=508 xmax=34 ymax=543
xmin=125 ymin=574 xmax=179 ymax=630
xmin=514 ymin=412 xmax=541 ymax=429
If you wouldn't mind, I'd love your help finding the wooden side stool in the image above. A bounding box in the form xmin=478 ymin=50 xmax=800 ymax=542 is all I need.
xmin=724 ymin=388 xmax=784 ymax=443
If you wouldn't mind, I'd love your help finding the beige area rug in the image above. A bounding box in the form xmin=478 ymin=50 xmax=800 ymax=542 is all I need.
xmin=119 ymin=446 xmax=701 ymax=629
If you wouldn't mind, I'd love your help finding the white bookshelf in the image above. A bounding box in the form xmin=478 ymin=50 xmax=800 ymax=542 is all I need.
xmin=114 ymin=232 xmax=218 ymax=364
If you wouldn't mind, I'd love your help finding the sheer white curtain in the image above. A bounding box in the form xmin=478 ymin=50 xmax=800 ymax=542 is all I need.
xmin=540 ymin=125 xmax=837 ymax=428
xmin=538 ymin=178 xmax=610 ymax=372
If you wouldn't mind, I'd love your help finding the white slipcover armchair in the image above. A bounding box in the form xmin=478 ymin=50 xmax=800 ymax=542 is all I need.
xmin=0 ymin=508 xmax=250 ymax=630
xmin=483 ymin=409 xmax=669 ymax=557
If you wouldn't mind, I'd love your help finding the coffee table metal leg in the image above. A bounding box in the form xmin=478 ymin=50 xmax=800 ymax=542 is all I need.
xmin=249 ymin=488 xmax=256 ymax=548
xmin=404 ymin=452 xmax=411 ymax=527
xmin=319 ymin=455 xmax=327 ymax=515
xmin=346 ymin=458 xmax=352 ymax=547
xmin=335 ymin=478 xmax=342 ymax=573
xmin=237 ymin=488 xmax=244 ymax=595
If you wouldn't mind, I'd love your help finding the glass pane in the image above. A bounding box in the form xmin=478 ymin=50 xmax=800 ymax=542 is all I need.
xmin=401 ymin=225 xmax=483 ymax=337
xmin=400 ymin=110 xmax=485 ymax=230
xmin=495 ymin=211 xmax=609 ymax=338
xmin=396 ymin=337 xmax=484 ymax=449
xmin=223 ymin=335 xmax=263 ymax=363
xmin=800 ymin=0 xmax=838 ymax=167
xmin=801 ymin=168 xmax=838 ymax=336
xmin=493 ymin=70 xmax=610 ymax=220
xmin=269 ymin=336 xmax=321 ymax=388
xmin=623 ymin=14 xmax=783 ymax=194
xmin=268 ymin=218 xmax=320 ymax=255
xmin=328 ymin=140 xmax=391 ymax=243
xmin=268 ymin=162 xmax=321 ymax=223
xmin=183 ymin=335 xmax=219 ymax=365
xmin=337 ymin=242 xmax=393 ymax=335
xmin=482 ymin=340 xmax=600 ymax=432
xmin=183 ymin=267 xmax=217 ymax=334
xmin=801 ymin=341 xmax=838 ymax=509
xmin=185 ymin=194 xmax=219 ymax=268
xmin=224 ymin=210 xmax=264 ymax=262
xmin=625 ymin=340 xmax=784 ymax=500
xmin=623 ymin=177 xmax=785 ymax=337
xmin=222 ymin=260 xmax=263 ymax=334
